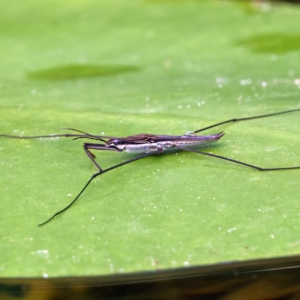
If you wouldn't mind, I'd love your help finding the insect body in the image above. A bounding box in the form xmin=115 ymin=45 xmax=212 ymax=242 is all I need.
xmin=1 ymin=108 xmax=300 ymax=226
xmin=104 ymin=132 xmax=224 ymax=154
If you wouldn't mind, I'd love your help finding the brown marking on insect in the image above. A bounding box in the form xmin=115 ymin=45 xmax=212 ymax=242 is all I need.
xmin=107 ymin=133 xmax=157 ymax=145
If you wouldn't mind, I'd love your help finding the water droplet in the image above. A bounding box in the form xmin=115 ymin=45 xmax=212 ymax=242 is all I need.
xmin=239 ymin=79 xmax=252 ymax=85
xmin=294 ymin=79 xmax=300 ymax=85
xmin=261 ymin=81 xmax=267 ymax=87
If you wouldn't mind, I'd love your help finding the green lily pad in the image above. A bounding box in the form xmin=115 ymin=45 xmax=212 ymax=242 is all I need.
xmin=1 ymin=0 xmax=300 ymax=278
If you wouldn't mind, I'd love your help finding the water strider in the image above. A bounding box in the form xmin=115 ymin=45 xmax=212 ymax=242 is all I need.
xmin=1 ymin=108 xmax=300 ymax=226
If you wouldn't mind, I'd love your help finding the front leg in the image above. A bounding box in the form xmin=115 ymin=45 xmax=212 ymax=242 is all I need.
xmin=83 ymin=143 xmax=120 ymax=172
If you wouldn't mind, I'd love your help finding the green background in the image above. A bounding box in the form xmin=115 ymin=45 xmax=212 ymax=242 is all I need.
xmin=1 ymin=0 xmax=300 ymax=278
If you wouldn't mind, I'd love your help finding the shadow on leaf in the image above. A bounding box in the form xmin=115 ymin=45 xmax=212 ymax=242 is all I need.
xmin=27 ymin=64 xmax=141 ymax=80
xmin=236 ymin=33 xmax=300 ymax=54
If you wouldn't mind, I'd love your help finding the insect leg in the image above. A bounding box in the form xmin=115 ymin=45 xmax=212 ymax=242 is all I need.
xmin=193 ymin=108 xmax=300 ymax=134
xmin=83 ymin=143 xmax=121 ymax=172
xmin=0 ymin=133 xmax=93 ymax=139
xmin=176 ymin=145 xmax=300 ymax=171
xmin=38 ymin=152 xmax=154 ymax=226
xmin=0 ymin=129 xmax=114 ymax=141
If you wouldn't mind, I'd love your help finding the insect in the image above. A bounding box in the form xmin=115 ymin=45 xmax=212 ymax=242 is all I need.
xmin=1 ymin=108 xmax=300 ymax=226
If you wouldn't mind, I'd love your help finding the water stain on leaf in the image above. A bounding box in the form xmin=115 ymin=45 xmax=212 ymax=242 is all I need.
xmin=236 ymin=33 xmax=300 ymax=54
xmin=27 ymin=64 xmax=141 ymax=80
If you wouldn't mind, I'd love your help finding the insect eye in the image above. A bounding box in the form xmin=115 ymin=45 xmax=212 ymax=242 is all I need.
xmin=111 ymin=139 xmax=119 ymax=145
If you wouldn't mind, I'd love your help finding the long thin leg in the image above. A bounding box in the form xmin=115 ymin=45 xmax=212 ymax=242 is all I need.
xmin=0 ymin=133 xmax=90 ymax=138
xmin=176 ymin=145 xmax=300 ymax=171
xmin=38 ymin=152 xmax=154 ymax=226
xmin=193 ymin=108 xmax=300 ymax=134
xmin=0 ymin=128 xmax=115 ymax=140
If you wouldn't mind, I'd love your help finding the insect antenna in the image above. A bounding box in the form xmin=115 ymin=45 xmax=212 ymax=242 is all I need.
xmin=72 ymin=136 xmax=108 ymax=142
xmin=62 ymin=128 xmax=113 ymax=143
